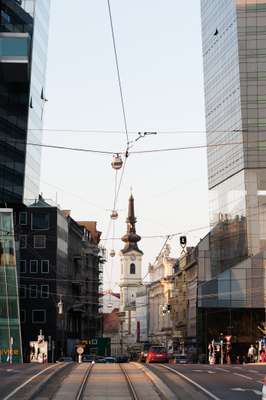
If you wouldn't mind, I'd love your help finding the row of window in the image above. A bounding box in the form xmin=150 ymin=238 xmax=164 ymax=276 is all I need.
xmin=20 ymin=234 xmax=46 ymax=249
xmin=20 ymin=284 xmax=49 ymax=299
xmin=20 ymin=259 xmax=49 ymax=274
xmin=14 ymin=211 xmax=50 ymax=230
xmin=21 ymin=309 xmax=46 ymax=324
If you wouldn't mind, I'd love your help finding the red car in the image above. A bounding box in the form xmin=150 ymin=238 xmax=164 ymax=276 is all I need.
xmin=146 ymin=346 xmax=168 ymax=363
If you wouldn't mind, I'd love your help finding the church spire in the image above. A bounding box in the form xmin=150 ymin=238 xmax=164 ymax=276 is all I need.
xmin=121 ymin=193 xmax=143 ymax=254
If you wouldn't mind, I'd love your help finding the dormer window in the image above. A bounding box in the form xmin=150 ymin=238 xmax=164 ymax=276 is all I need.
xmin=130 ymin=263 xmax=135 ymax=274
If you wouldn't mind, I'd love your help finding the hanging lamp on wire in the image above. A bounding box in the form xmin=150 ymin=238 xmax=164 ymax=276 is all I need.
xmin=110 ymin=249 xmax=116 ymax=257
xmin=110 ymin=210 xmax=118 ymax=220
xmin=111 ymin=154 xmax=123 ymax=170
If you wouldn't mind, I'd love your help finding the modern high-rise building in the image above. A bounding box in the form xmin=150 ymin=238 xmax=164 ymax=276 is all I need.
xmin=0 ymin=209 xmax=22 ymax=363
xmin=0 ymin=0 xmax=50 ymax=363
xmin=199 ymin=0 xmax=266 ymax=351
xmin=0 ymin=0 xmax=50 ymax=205
xmin=201 ymin=0 xmax=266 ymax=275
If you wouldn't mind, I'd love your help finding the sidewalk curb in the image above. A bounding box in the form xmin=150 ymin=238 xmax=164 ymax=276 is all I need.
xmin=27 ymin=362 xmax=75 ymax=400
xmin=131 ymin=362 xmax=176 ymax=400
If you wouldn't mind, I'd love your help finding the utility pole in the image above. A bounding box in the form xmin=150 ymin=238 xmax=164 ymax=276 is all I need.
xmin=58 ymin=296 xmax=64 ymax=357
xmin=9 ymin=337 xmax=13 ymax=365
xmin=120 ymin=320 xmax=124 ymax=355
xmin=220 ymin=333 xmax=224 ymax=365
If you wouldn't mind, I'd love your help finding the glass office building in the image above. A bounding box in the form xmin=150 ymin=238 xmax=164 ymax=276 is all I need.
xmin=0 ymin=0 xmax=50 ymax=204
xmin=201 ymin=0 xmax=266 ymax=275
xmin=0 ymin=209 xmax=22 ymax=363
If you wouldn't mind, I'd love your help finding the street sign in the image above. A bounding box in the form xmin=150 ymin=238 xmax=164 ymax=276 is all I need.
xmin=76 ymin=346 xmax=84 ymax=355
xmin=225 ymin=335 xmax=232 ymax=342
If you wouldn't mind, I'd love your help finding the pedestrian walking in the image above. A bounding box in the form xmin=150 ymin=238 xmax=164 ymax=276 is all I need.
xmin=260 ymin=346 xmax=266 ymax=362
xmin=248 ymin=344 xmax=256 ymax=363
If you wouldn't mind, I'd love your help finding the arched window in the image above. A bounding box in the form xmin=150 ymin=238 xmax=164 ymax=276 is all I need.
xmin=130 ymin=263 xmax=135 ymax=274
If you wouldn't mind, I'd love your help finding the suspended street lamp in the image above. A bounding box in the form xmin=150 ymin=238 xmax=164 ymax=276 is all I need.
xmin=111 ymin=154 xmax=123 ymax=170
xmin=110 ymin=249 xmax=116 ymax=258
xmin=58 ymin=296 xmax=63 ymax=315
xmin=110 ymin=210 xmax=118 ymax=220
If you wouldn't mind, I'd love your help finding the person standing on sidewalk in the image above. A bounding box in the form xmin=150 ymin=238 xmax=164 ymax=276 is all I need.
xmin=248 ymin=344 xmax=256 ymax=363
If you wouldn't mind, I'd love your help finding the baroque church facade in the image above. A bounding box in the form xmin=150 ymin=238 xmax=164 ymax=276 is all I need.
xmin=119 ymin=193 xmax=143 ymax=351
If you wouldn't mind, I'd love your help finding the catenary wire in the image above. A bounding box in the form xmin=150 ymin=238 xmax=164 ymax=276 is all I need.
xmin=26 ymin=128 xmax=244 ymax=134
xmin=3 ymin=137 xmax=266 ymax=156
xmin=107 ymin=0 xmax=129 ymax=148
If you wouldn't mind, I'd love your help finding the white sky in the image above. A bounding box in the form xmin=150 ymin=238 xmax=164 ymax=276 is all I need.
xmin=41 ymin=0 xmax=210 ymax=291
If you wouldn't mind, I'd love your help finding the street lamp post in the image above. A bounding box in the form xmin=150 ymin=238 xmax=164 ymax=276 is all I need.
xmin=220 ymin=333 xmax=224 ymax=365
xmin=58 ymin=296 xmax=64 ymax=357
xmin=120 ymin=320 xmax=124 ymax=355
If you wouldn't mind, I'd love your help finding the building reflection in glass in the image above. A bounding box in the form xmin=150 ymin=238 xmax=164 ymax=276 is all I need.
xmin=0 ymin=209 xmax=22 ymax=363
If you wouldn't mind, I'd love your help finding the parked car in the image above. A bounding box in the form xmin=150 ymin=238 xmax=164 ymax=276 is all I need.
xmin=146 ymin=346 xmax=168 ymax=363
xmin=116 ymin=355 xmax=129 ymax=363
xmin=57 ymin=357 xmax=73 ymax=362
xmin=173 ymin=354 xmax=188 ymax=364
xmin=82 ymin=354 xmax=96 ymax=363
xmin=95 ymin=356 xmax=106 ymax=363
xmin=104 ymin=356 xmax=116 ymax=363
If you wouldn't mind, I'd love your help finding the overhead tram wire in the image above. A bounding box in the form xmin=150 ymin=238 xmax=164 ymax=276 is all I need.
xmin=102 ymin=0 xmax=133 ymax=268
xmin=100 ymin=224 xmax=210 ymax=241
xmin=2 ymin=137 xmax=266 ymax=156
xmin=107 ymin=0 xmax=130 ymax=148
xmin=26 ymin=128 xmax=246 ymax=135
xmin=141 ymin=235 xmax=172 ymax=282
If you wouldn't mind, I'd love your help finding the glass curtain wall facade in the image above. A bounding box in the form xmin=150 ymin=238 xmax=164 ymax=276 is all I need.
xmin=201 ymin=0 xmax=266 ymax=276
xmin=0 ymin=209 xmax=22 ymax=363
xmin=0 ymin=0 xmax=50 ymax=204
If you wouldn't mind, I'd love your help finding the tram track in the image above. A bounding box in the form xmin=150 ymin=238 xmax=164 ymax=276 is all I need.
xmin=119 ymin=363 xmax=140 ymax=400
xmin=74 ymin=362 xmax=169 ymax=400
xmin=75 ymin=363 xmax=94 ymax=400
xmin=1 ymin=362 xmax=73 ymax=400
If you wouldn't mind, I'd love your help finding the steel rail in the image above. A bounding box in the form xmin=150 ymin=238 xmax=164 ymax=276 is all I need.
xmin=75 ymin=363 xmax=94 ymax=400
xmin=119 ymin=363 xmax=139 ymax=400
xmin=2 ymin=363 xmax=68 ymax=400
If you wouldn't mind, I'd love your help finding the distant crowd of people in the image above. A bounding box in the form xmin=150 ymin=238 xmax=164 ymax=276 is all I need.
xmin=247 ymin=344 xmax=266 ymax=363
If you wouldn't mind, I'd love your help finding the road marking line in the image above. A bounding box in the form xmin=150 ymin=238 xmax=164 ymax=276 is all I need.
xmin=257 ymin=380 xmax=263 ymax=384
xmin=215 ymin=367 xmax=230 ymax=373
xmin=248 ymin=370 xmax=260 ymax=374
xmin=207 ymin=371 xmax=216 ymax=374
xmin=3 ymin=364 xmax=61 ymax=400
xmin=233 ymin=372 xmax=253 ymax=380
xmin=160 ymin=365 xmax=222 ymax=400
xmin=134 ymin=363 xmax=176 ymax=400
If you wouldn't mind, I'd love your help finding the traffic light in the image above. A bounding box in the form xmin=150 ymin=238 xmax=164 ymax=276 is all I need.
xmin=180 ymin=236 xmax=187 ymax=246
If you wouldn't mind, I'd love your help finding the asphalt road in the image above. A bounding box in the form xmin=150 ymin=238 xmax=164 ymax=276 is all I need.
xmin=0 ymin=363 xmax=60 ymax=400
xmin=148 ymin=363 xmax=266 ymax=400
xmin=1 ymin=362 xmax=265 ymax=400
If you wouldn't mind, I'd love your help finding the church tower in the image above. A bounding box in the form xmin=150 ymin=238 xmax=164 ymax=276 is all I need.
xmin=119 ymin=193 xmax=143 ymax=345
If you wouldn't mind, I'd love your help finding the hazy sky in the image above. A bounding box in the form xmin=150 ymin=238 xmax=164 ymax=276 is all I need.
xmin=41 ymin=0 xmax=209 ymax=291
